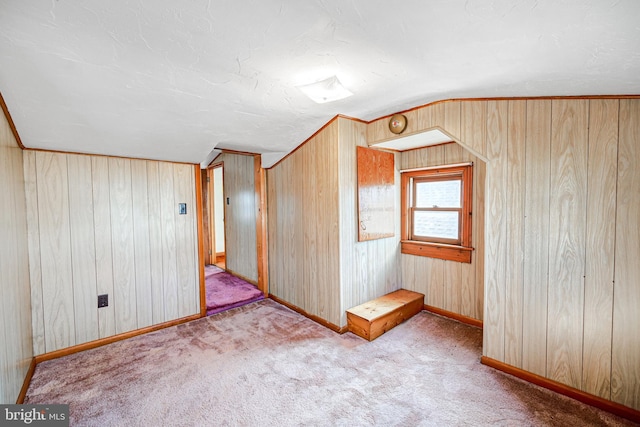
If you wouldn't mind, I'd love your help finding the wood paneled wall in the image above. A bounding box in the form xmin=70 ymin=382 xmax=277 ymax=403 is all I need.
xmin=612 ymin=100 xmax=640 ymax=409
xmin=369 ymin=98 xmax=640 ymax=411
xmin=216 ymin=153 xmax=258 ymax=282
xmin=0 ymin=106 xmax=32 ymax=403
xmin=338 ymin=118 xmax=401 ymax=325
xmin=23 ymin=151 xmax=199 ymax=355
xmin=400 ymin=142 xmax=485 ymax=321
xmin=268 ymin=117 xmax=401 ymax=327
xmin=267 ymin=120 xmax=341 ymax=325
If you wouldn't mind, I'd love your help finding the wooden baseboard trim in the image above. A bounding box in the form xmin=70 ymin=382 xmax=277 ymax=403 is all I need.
xmin=424 ymin=304 xmax=483 ymax=328
xmin=481 ymin=356 xmax=640 ymax=424
xmin=35 ymin=313 xmax=202 ymax=363
xmin=16 ymin=357 xmax=37 ymax=404
xmin=268 ymin=294 xmax=342 ymax=333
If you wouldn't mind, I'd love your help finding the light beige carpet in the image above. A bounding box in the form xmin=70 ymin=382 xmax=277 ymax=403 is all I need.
xmin=26 ymin=299 xmax=636 ymax=426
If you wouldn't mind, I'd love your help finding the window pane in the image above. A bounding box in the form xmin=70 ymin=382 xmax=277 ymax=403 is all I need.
xmin=413 ymin=211 xmax=459 ymax=240
xmin=415 ymin=180 xmax=461 ymax=208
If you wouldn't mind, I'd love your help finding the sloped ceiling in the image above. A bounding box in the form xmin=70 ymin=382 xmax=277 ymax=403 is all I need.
xmin=1 ymin=1 xmax=639 ymax=167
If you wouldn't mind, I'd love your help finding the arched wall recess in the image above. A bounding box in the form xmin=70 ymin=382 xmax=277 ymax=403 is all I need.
xmin=368 ymin=97 xmax=640 ymax=419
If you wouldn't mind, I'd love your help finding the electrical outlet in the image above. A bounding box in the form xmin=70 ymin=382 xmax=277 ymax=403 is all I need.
xmin=178 ymin=203 xmax=187 ymax=215
xmin=98 ymin=294 xmax=108 ymax=308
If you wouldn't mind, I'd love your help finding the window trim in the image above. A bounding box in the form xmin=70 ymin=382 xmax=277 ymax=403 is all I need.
xmin=400 ymin=164 xmax=473 ymax=263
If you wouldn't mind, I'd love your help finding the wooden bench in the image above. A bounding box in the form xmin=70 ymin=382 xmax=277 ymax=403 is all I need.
xmin=346 ymin=289 xmax=424 ymax=341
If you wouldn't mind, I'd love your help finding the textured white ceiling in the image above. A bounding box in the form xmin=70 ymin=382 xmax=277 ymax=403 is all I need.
xmin=1 ymin=1 xmax=639 ymax=167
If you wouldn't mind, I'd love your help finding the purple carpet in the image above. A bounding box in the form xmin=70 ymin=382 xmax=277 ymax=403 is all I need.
xmin=205 ymin=265 xmax=264 ymax=315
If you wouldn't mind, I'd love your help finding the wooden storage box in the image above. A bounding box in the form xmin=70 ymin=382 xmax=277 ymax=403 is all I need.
xmin=346 ymin=289 xmax=424 ymax=341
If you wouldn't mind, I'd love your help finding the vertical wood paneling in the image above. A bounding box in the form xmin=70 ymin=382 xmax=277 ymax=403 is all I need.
xmin=461 ymin=101 xmax=487 ymax=158
xmin=269 ymin=125 xmax=321 ymax=319
xmin=91 ymin=156 xmax=116 ymax=339
xmin=325 ymin=126 xmax=339 ymax=321
xmin=431 ymin=102 xmax=446 ymax=129
xmin=36 ymin=152 xmax=75 ymax=352
xmin=222 ymin=154 xmax=258 ymax=282
xmin=427 ymin=259 xmax=445 ymax=309
xmin=288 ymin=152 xmax=302 ymax=307
xmin=131 ymin=160 xmax=153 ymax=328
xmin=11 ymin=159 xmax=32 ymax=381
xmin=522 ymin=99 xmax=552 ymax=376
xmin=583 ymin=99 xmax=618 ymax=398
xmin=303 ymin=137 xmax=318 ymax=315
xmin=159 ymin=162 xmax=178 ymax=321
xmin=444 ymin=261 xmax=462 ymax=314
xmin=504 ymin=100 xmax=526 ymax=367
xmin=24 ymin=151 xmax=200 ymax=355
xmin=327 ymin=124 xmax=342 ymax=322
xmin=66 ymin=154 xmax=99 ymax=343
xmin=283 ymin=154 xmax=299 ymax=306
xmin=546 ymin=100 xmax=588 ymax=389
xmin=273 ymin=150 xmax=303 ymax=306
xmin=0 ymin=107 xmax=32 ymax=403
xmin=321 ymin=126 xmax=337 ymax=321
xmin=174 ymin=164 xmax=198 ymax=318
xmin=400 ymin=254 xmax=416 ymax=294
xmin=109 ymin=158 xmax=137 ymax=334
xmin=23 ymin=150 xmax=45 ymax=355
xmin=189 ymin=165 xmax=200 ymax=315
xmin=146 ymin=162 xmax=165 ymax=324
xmin=0 ymin=124 xmax=11 ymax=402
xmin=444 ymin=101 xmax=462 ymax=141
xmin=267 ymin=164 xmax=280 ymax=299
xmin=612 ymin=99 xmax=640 ymax=409
xmin=483 ymin=101 xmax=509 ymax=361
xmin=416 ymin=101 xmax=434 ymax=130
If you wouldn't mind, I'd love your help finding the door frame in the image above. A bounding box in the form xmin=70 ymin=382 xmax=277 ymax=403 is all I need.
xmin=208 ymin=162 xmax=225 ymax=267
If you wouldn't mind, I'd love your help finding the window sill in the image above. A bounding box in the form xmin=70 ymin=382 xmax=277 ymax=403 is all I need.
xmin=401 ymin=240 xmax=473 ymax=263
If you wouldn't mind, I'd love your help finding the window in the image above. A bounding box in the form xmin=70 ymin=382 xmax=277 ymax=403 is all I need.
xmin=401 ymin=164 xmax=473 ymax=263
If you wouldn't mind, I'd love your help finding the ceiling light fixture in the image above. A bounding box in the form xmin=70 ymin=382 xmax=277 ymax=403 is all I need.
xmin=297 ymin=76 xmax=353 ymax=104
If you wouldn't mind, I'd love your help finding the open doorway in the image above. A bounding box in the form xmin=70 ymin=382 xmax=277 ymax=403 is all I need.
xmin=208 ymin=164 xmax=225 ymax=268
xmin=202 ymin=161 xmax=264 ymax=315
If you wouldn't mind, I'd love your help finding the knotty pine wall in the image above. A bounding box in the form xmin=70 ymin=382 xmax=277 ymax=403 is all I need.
xmin=23 ymin=151 xmax=199 ymax=355
xmin=0 ymin=107 xmax=33 ymax=403
xmin=267 ymin=117 xmax=401 ymax=328
xmin=368 ymin=98 xmax=640 ymax=411
xmin=215 ymin=153 xmax=258 ymax=283
xmin=400 ymin=142 xmax=485 ymax=321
